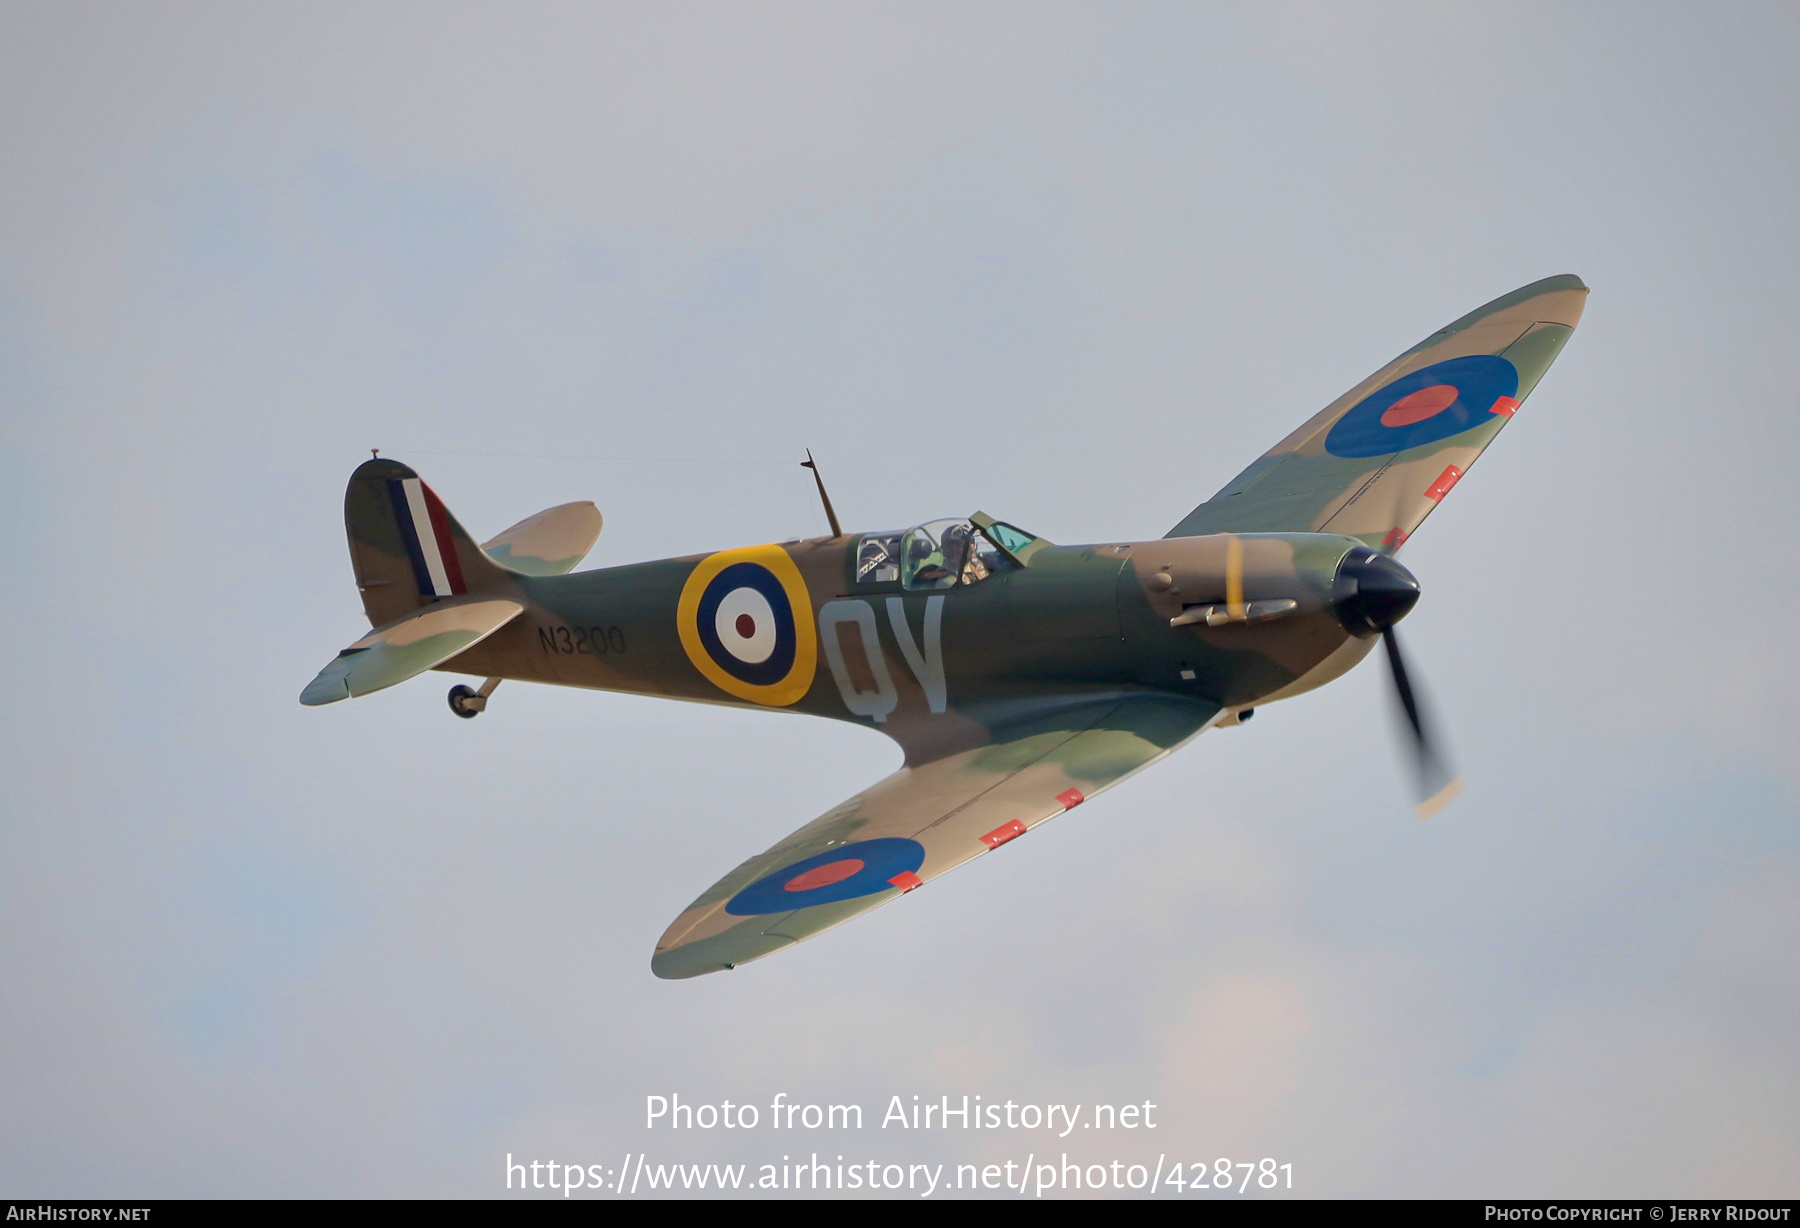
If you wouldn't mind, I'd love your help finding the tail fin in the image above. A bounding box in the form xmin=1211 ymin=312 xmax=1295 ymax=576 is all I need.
xmin=344 ymin=458 xmax=513 ymax=627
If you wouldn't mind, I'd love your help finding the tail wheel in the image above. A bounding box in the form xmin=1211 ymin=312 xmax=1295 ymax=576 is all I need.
xmin=448 ymin=685 xmax=481 ymax=718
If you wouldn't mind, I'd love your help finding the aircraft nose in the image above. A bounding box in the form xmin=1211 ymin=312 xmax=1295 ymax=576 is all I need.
xmin=1332 ymin=547 xmax=1420 ymax=636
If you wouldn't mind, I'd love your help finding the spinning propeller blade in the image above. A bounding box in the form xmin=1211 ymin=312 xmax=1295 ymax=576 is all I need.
xmin=1380 ymin=626 xmax=1463 ymax=819
xmin=1331 ymin=547 xmax=1463 ymax=819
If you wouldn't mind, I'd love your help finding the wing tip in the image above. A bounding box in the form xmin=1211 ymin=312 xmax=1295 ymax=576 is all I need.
xmin=650 ymin=957 xmax=720 ymax=981
xmin=651 ymin=927 xmax=796 ymax=980
xmin=1433 ymin=275 xmax=1589 ymax=342
xmin=1527 ymin=272 xmax=1587 ymax=294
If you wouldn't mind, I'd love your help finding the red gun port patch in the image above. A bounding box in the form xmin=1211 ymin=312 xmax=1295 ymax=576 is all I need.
xmin=1424 ymin=465 xmax=1464 ymax=503
xmin=980 ymin=820 xmax=1027 ymax=849
xmin=1381 ymin=526 xmax=1409 ymax=550
xmin=1057 ymin=788 xmax=1085 ymax=809
xmin=1490 ymin=395 xmax=1520 ymax=419
xmin=888 ymin=870 xmax=923 ymax=892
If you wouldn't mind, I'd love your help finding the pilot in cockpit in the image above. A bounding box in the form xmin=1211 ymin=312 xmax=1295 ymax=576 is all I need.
xmin=907 ymin=530 xmax=952 ymax=587
xmin=937 ymin=522 xmax=974 ymax=583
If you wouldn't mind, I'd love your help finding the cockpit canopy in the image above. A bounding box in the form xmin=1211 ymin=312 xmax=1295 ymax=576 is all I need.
xmin=855 ymin=518 xmax=1017 ymax=591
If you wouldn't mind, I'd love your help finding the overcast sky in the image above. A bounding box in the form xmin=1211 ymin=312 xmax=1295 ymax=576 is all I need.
xmin=2 ymin=0 xmax=1795 ymax=1198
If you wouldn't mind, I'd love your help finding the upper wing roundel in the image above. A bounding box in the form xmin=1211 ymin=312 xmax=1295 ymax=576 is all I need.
xmin=676 ymin=544 xmax=818 ymax=706
xmin=1323 ymin=354 xmax=1519 ymax=458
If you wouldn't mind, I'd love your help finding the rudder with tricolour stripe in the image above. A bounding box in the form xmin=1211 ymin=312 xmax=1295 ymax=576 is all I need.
xmin=343 ymin=458 xmax=511 ymax=627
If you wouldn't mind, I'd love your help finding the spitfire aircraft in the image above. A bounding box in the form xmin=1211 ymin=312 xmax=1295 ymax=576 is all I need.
xmin=302 ymin=274 xmax=1586 ymax=978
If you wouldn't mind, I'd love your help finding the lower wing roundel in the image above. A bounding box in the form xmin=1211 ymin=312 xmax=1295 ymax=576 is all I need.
xmin=651 ymin=694 xmax=1220 ymax=979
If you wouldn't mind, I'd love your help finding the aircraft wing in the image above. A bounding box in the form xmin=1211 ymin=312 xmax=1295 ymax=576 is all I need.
xmin=1167 ymin=274 xmax=1587 ymax=547
xmin=651 ymin=694 xmax=1219 ymax=978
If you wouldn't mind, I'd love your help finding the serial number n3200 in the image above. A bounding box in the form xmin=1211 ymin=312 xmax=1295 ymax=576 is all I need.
xmin=539 ymin=625 xmax=627 ymax=656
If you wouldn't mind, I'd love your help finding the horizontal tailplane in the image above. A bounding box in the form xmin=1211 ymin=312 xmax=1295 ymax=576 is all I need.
xmin=481 ymin=502 xmax=602 ymax=576
xmin=300 ymin=600 xmax=523 ymax=706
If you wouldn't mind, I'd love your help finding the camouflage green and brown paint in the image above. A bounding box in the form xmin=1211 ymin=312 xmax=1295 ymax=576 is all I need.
xmin=302 ymin=274 xmax=1587 ymax=978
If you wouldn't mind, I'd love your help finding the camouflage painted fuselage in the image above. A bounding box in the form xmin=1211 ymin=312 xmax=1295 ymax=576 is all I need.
xmin=438 ymin=529 xmax=1371 ymax=753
